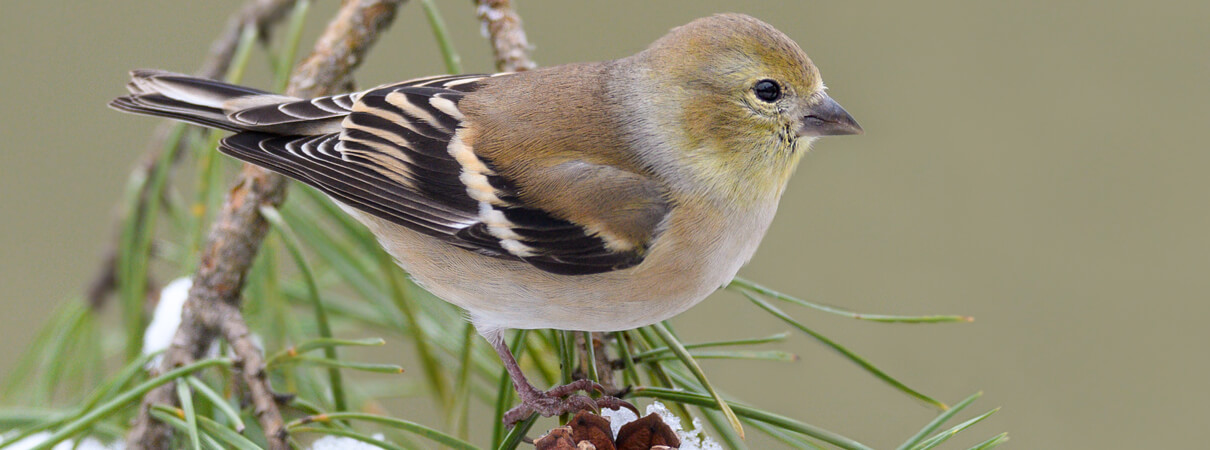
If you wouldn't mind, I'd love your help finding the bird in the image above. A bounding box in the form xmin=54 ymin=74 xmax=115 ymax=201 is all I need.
xmin=110 ymin=13 xmax=862 ymax=425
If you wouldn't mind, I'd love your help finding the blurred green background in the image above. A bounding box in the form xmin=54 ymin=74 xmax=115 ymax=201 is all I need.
xmin=2 ymin=0 xmax=1208 ymax=448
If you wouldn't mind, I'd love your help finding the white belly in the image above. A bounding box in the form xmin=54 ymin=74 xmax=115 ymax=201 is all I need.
xmin=344 ymin=199 xmax=778 ymax=332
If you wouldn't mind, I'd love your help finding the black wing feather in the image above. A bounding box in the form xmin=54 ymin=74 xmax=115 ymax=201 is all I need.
xmin=215 ymin=74 xmax=656 ymax=275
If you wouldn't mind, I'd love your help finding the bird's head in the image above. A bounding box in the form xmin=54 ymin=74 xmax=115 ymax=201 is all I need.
xmin=635 ymin=13 xmax=862 ymax=203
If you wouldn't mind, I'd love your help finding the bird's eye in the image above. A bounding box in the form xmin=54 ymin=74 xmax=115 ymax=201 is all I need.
xmin=753 ymin=79 xmax=781 ymax=102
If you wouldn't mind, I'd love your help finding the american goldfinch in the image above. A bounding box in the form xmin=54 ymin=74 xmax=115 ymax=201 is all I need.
xmin=111 ymin=13 xmax=862 ymax=423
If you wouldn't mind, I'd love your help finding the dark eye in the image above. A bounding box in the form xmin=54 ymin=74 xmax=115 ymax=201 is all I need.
xmin=753 ymin=79 xmax=781 ymax=102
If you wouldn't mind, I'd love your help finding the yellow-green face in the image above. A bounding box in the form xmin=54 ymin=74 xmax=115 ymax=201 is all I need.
xmin=646 ymin=14 xmax=861 ymax=202
xmin=658 ymin=14 xmax=823 ymax=152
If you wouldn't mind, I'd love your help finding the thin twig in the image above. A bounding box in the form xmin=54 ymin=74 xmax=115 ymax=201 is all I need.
xmin=591 ymin=332 xmax=620 ymax=394
xmin=125 ymin=1 xmax=403 ymax=448
xmin=475 ymin=0 xmax=536 ymax=72
xmin=214 ymin=301 xmax=289 ymax=443
xmin=85 ymin=0 xmax=298 ymax=310
xmin=573 ymin=332 xmax=622 ymax=396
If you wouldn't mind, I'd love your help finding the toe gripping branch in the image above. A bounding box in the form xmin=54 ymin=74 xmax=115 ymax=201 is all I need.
xmin=503 ymin=378 xmax=640 ymax=426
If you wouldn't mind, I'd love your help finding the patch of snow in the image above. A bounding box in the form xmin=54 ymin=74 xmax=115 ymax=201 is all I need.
xmin=600 ymin=403 xmax=639 ymax=437
xmin=142 ymin=277 xmax=193 ymax=367
xmin=645 ymin=401 xmax=722 ymax=450
xmin=309 ymin=433 xmax=389 ymax=450
xmin=0 ymin=432 xmax=124 ymax=450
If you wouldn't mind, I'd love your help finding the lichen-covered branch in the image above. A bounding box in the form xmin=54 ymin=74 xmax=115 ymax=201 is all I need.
xmin=125 ymin=1 xmax=403 ymax=448
xmin=475 ymin=0 xmax=536 ymax=72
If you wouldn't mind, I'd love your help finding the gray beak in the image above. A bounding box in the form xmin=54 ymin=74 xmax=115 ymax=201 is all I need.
xmin=798 ymin=94 xmax=863 ymax=137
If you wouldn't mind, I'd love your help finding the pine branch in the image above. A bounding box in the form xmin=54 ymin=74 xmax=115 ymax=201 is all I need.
xmin=124 ymin=1 xmax=404 ymax=448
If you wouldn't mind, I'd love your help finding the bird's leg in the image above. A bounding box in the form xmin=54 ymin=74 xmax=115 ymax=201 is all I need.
xmin=484 ymin=328 xmax=639 ymax=427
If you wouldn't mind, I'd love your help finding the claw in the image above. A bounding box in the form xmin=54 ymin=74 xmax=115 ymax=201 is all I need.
xmin=502 ymin=382 xmax=639 ymax=427
xmin=483 ymin=327 xmax=640 ymax=428
xmin=595 ymin=395 xmax=641 ymax=417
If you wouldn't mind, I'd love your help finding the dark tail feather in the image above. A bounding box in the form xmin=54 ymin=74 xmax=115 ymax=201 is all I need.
xmin=110 ymin=69 xmax=348 ymax=135
xmin=108 ymin=69 xmax=292 ymax=132
xmin=109 ymin=93 xmax=242 ymax=132
xmin=126 ymin=69 xmax=273 ymax=99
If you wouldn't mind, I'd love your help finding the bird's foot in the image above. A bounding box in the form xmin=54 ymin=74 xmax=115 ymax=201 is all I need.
xmin=503 ymin=379 xmax=640 ymax=427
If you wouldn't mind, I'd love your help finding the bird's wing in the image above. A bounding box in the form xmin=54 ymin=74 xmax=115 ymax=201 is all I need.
xmin=218 ymin=75 xmax=669 ymax=275
xmin=222 ymin=74 xmax=492 ymax=134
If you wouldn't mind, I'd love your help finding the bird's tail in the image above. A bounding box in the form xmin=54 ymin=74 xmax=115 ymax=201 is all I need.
xmin=109 ymin=69 xmax=348 ymax=135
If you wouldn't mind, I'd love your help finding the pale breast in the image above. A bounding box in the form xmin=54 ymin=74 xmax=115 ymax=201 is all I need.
xmin=346 ymin=197 xmax=779 ymax=332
